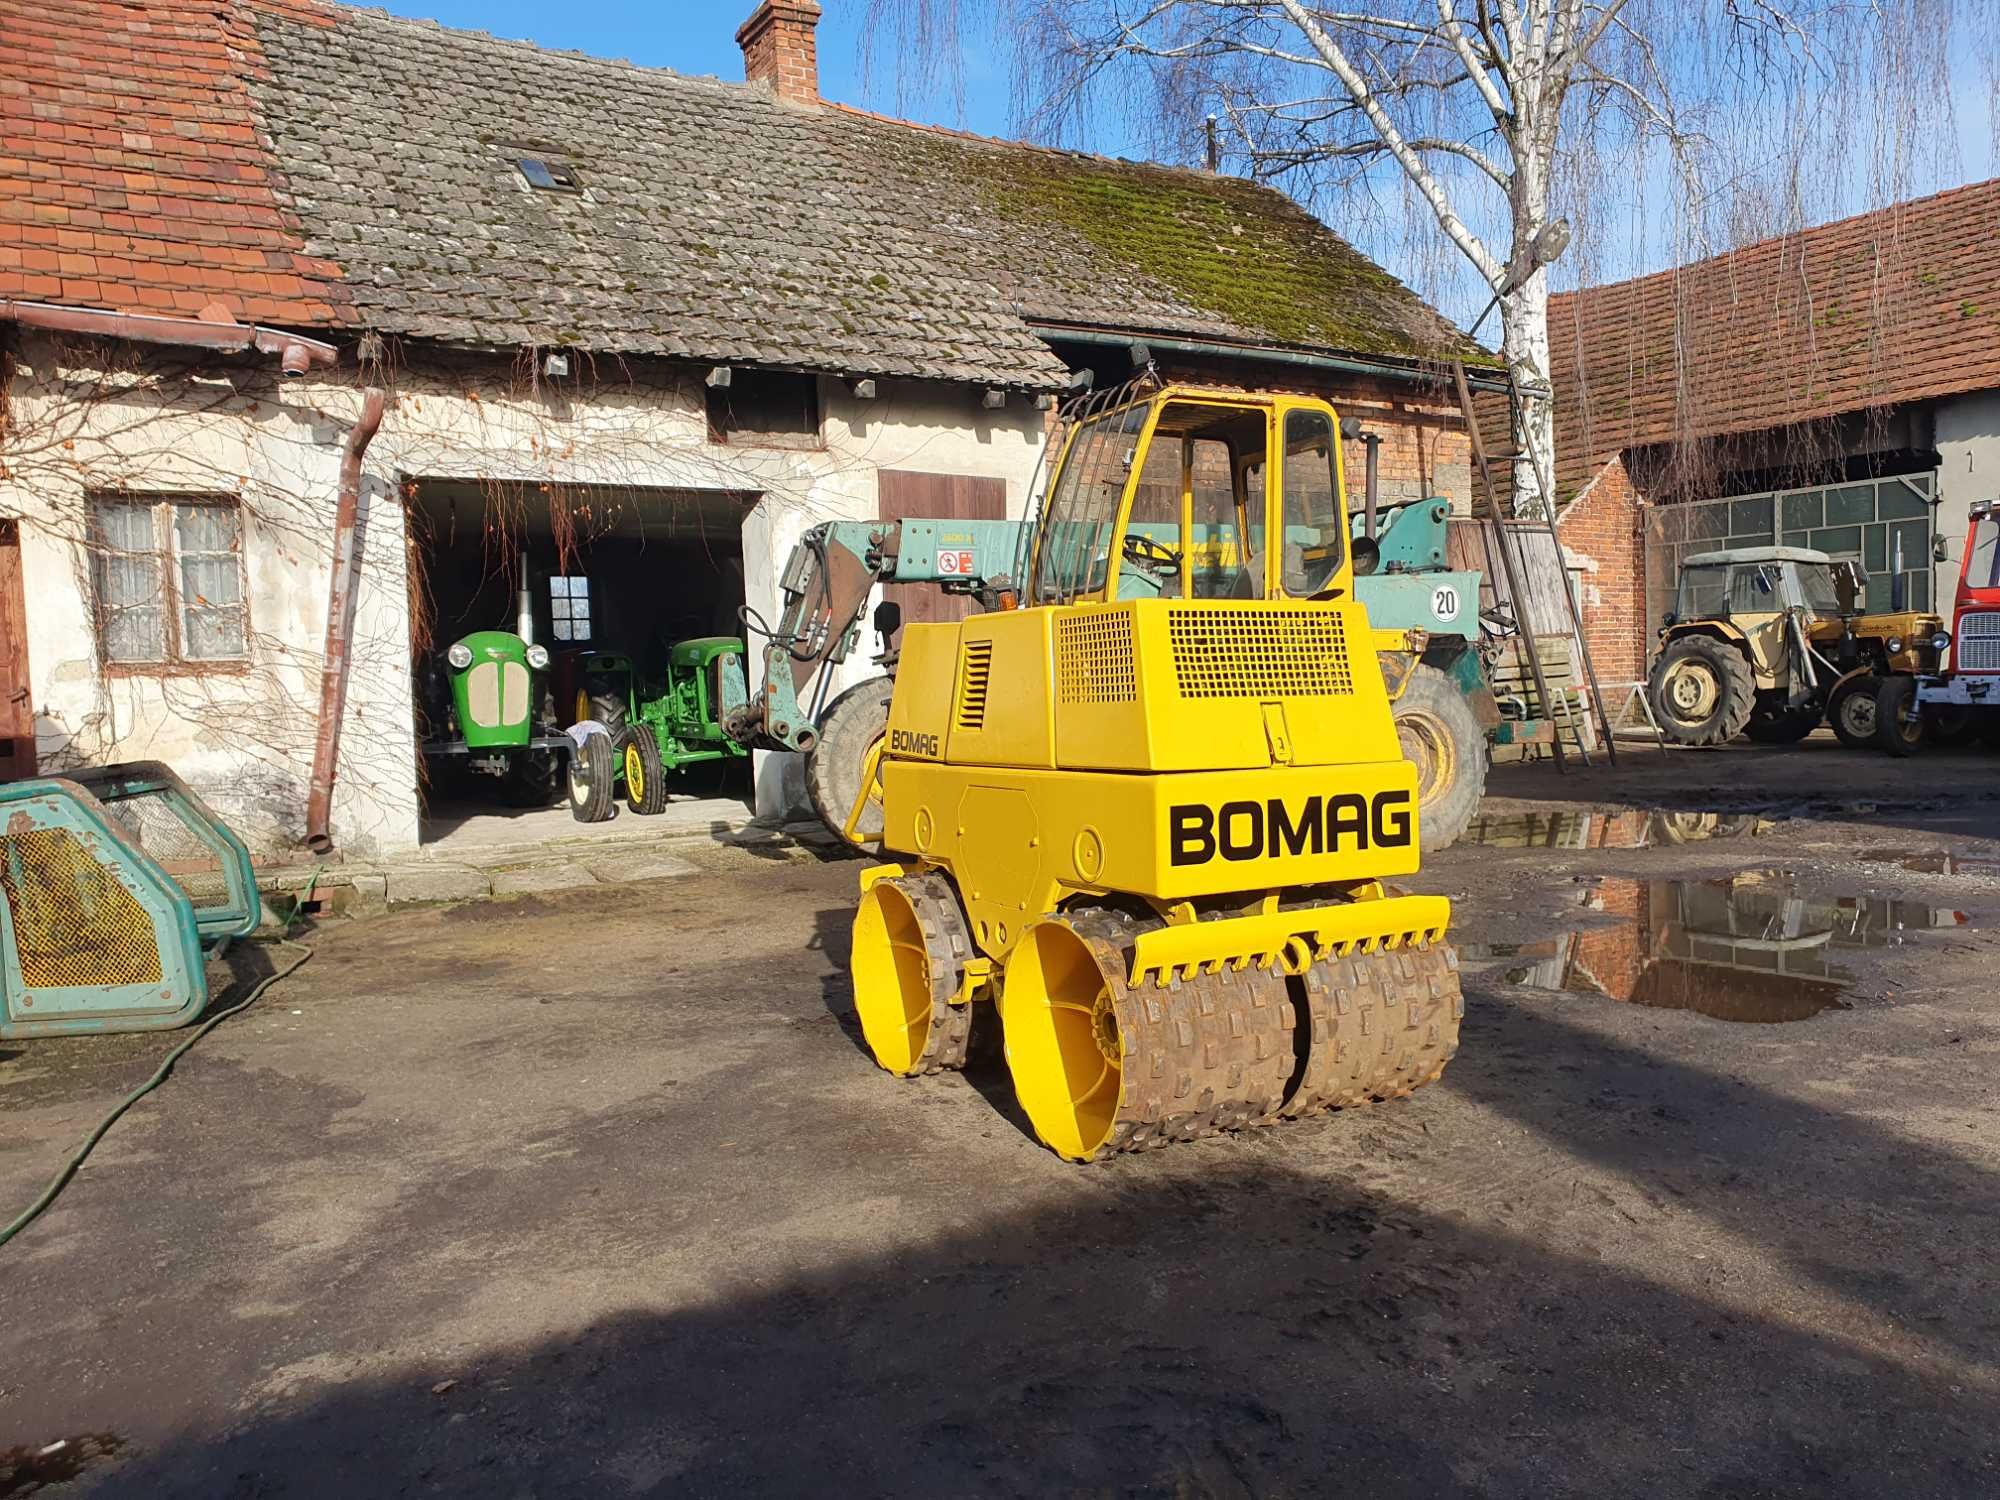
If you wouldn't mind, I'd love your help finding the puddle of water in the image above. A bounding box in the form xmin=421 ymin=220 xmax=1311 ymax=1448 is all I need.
xmin=1462 ymin=871 xmax=1969 ymax=1024
xmin=1457 ymin=809 xmax=1778 ymax=851
xmin=0 ymin=1435 xmax=124 ymax=1497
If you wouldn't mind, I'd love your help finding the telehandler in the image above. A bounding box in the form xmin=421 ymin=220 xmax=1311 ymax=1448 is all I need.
xmin=757 ymin=381 xmax=1461 ymax=1160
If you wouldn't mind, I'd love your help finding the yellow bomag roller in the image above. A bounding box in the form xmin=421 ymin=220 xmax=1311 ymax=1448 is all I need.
xmin=848 ymin=382 xmax=1462 ymax=1161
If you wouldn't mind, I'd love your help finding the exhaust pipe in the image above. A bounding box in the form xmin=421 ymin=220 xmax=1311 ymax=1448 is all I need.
xmin=305 ymin=387 xmax=388 ymax=855
xmin=1362 ymin=432 xmax=1382 ymax=541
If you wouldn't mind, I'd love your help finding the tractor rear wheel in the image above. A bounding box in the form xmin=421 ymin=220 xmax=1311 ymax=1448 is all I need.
xmin=1924 ymin=705 xmax=1979 ymax=746
xmin=1392 ymin=664 xmax=1486 ymax=851
xmin=1648 ymin=636 xmax=1755 ymax=746
xmin=623 ymin=724 xmax=670 ymax=816
xmin=576 ymin=680 xmax=628 ymax=744
xmin=1828 ymin=675 xmax=1882 ymax=749
xmin=1745 ymin=703 xmax=1821 ymax=744
xmin=807 ymin=675 xmax=894 ymax=850
xmin=1873 ymin=675 xmax=1926 ymax=757
xmin=566 ymin=730 xmax=617 ymax=821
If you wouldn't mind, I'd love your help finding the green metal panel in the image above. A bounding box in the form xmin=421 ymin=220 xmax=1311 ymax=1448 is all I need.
xmin=0 ymin=778 xmax=208 ymax=1039
xmin=1356 ymin=568 xmax=1482 ymax=637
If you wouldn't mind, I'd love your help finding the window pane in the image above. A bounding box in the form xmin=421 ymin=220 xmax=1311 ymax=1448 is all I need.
xmin=549 ymin=577 xmax=572 ymax=599
xmin=553 ymin=619 xmax=577 ymax=641
xmin=1035 ymin=403 xmax=1144 ymax=602
xmin=1281 ymin=409 xmax=1343 ymax=596
xmin=1729 ymin=496 xmax=1774 ymax=536
xmin=1876 ymin=481 xmax=1932 ymax=520
xmin=97 ymin=502 xmax=156 ymax=553
xmin=174 ymin=504 xmax=239 ymax=554
xmin=184 ymin=607 xmax=246 ymax=660
xmin=1781 ymin=491 xmax=1823 ymax=530
xmin=179 ymin=553 xmax=240 ymax=611
xmin=1825 ymin=485 xmax=1875 ymax=527
xmin=104 ymin=605 xmax=165 ymax=663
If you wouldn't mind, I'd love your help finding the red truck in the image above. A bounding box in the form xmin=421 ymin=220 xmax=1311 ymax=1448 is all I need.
xmin=1886 ymin=497 xmax=2000 ymax=751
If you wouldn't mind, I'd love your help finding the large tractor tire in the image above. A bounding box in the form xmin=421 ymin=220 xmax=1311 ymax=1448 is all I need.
xmin=1873 ymin=675 xmax=1926 ymax=757
xmin=1392 ymin=664 xmax=1487 ymax=852
xmin=499 ymin=749 xmax=562 ymax=807
xmin=1924 ymin=704 xmax=1980 ymax=747
xmin=575 ymin=679 xmax=629 ymax=744
xmin=566 ymin=729 xmax=618 ymax=821
xmin=1648 ymin=635 xmax=1755 ymax=746
xmin=1745 ymin=703 xmax=1820 ymax=744
xmin=807 ymin=675 xmax=894 ymax=850
xmin=1828 ymin=674 xmax=1883 ymax=749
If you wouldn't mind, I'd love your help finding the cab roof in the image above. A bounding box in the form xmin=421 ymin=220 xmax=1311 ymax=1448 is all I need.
xmin=1682 ymin=546 xmax=1832 ymax=568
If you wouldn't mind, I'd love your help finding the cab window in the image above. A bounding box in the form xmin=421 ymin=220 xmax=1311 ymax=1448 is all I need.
xmin=1970 ymin=515 xmax=2000 ymax=590
xmin=1281 ymin=409 xmax=1345 ymax=596
xmin=1034 ymin=402 xmax=1146 ymax=603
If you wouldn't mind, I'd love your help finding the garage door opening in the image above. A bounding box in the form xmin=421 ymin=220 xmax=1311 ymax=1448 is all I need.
xmin=405 ymin=479 xmax=757 ymax=851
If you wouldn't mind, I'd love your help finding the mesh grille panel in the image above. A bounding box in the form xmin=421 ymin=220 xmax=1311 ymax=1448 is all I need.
xmin=1959 ymin=611 xmax=2000 ymax=671
xmin=467 ymin=662 xmax=501 ymax=726
xmin=1167 ymin=607 xmax=1354 ymax=698
xmin=956 ymin=640 xmax=994 ymax=730
xmin=102 ymin=791 xmax=230 ymax=909
xmin=0 ymin=827 xmax=163 ymax=988
xmin=501 ymin=661 xmax=530 ymax=724
xmin=1057 ymin=613 xmax=1136 ymax=704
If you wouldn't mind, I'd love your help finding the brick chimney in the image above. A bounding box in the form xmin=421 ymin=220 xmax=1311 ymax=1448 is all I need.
xmin=737 ymin=1 xmax=821 ymax=104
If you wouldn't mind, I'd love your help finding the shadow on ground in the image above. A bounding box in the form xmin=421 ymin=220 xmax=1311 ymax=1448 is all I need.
xmin=93 ymin=1145 xmax=1995 ymax=1497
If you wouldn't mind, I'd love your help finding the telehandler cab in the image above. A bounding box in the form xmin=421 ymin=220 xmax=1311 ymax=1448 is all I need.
xmin=814 ymin=381 xmax=1461 ymax=1161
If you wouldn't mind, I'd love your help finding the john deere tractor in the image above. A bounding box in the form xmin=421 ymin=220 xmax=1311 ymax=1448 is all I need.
xmin=1646 ymin=546 xmax=1942 ymax=748
xmin=563 ymin=637 xmax=751 ymax=820
xmin=791 ymin=382 xmax=1460 ymax=1161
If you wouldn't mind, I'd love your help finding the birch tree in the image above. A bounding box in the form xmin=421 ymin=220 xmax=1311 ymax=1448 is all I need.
xmin=860 ymin=0 xmax=1986 ymax=516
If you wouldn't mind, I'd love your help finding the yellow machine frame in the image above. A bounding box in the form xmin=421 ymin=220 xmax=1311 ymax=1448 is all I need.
xmin=848 ymin=384 xmax=1461 ymax=1161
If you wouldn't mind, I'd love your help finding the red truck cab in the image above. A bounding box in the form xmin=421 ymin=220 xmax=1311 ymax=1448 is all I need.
xmin=1912 ymin=498 xmax=2000 ymax=734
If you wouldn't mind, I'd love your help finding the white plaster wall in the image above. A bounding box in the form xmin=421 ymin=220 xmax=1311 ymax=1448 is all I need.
xmin=0 ymin=337 xmax=1046 ymax=857
xmin=1934 ymin=390 xmax=2000 ymax=607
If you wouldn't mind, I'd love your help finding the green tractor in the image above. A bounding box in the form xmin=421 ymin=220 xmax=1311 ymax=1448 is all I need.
xmin=565 ymin=636 xmax=751 ymax=821
xmin=419 ymin=628 xmax=585 ymax=814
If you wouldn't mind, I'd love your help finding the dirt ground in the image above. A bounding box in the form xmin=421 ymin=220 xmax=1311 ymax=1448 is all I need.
xmin=3 ymin=736 xmax=1999 ymax=1497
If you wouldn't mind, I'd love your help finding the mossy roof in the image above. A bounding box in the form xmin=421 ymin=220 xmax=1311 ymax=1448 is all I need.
xmin=245 ymin=0 xmax=1482 ymax=388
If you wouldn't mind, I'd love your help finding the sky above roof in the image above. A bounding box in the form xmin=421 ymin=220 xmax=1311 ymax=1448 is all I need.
xmin=373 ymin=1 xmax=2000 ymax=330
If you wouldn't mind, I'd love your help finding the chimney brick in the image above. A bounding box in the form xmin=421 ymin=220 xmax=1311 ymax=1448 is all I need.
xmin=737 ymin=0 xmax=821 ymax=104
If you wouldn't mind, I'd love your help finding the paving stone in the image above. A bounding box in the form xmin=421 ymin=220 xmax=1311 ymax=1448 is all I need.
xmin=583 ymin=852 xmax=700 ymax=884
xmin=384 ymin=864 xmax=492 ymax=904
xmin=490 ymin=864 xmax=601 ymax=896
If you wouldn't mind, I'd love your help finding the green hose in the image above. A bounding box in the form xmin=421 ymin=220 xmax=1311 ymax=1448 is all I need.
xmin=0 ymin=937 xmax=314 ymax=1250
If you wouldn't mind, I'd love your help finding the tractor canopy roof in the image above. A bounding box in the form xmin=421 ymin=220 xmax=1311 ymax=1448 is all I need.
xmin=1682 ymin=546 xmax=1833 ymax=568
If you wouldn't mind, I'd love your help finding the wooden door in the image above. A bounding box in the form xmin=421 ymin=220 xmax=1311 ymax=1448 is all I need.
xmin=876 ymin=470 xmax=1008 ymax=625
xmin=0 ymin=520 xmax=33 ymax=780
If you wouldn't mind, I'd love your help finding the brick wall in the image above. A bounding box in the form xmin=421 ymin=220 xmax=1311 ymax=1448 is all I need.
xmin=736 ymin=0 xmax=820 ymax=104
xmin=1557 ymin=454 xmax=1647 ymax=688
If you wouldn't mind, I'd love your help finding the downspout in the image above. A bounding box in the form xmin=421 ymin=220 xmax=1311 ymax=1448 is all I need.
xmin=305 ymin=387 xmax=387 ymax=855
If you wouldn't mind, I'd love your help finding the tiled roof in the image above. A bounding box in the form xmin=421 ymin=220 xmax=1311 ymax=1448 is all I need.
xmin=3 ymin=0 xmax=1479 ymax=389
xmin=0 ymin=0 xmax=346 ymax=325
xmin=1550 ymin=178 xmax=2000 ymax=471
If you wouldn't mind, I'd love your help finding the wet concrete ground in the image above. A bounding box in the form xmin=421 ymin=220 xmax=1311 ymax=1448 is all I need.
xmin=3 ymin=740 xmax=1999 ymax=1496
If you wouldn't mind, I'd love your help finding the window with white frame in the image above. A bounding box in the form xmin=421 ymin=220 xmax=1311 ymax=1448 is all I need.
xmin=549 ymin=574 xmax=592 ymax=642
xmin=90 ymin=497 xmax=248 ymax=667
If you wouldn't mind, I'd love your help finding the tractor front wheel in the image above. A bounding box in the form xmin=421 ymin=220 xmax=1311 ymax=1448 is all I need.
xmin=1648 ymin=636 xmax=1755 ymax=746
xmin=807 ymin=675 xmax=894 ymax=850
xmin=566 ymin=730 xmax=617 ymax=821
xmin=1873 ymin=675 xmax=1926 ymax=757
xmin=623 ymin=724 xmax=671 ymax=815
xmin=1828 ymin=675 xmax=1882 ymax=749
xmin=1392 ymin=664 xmax=1487 ymax=852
